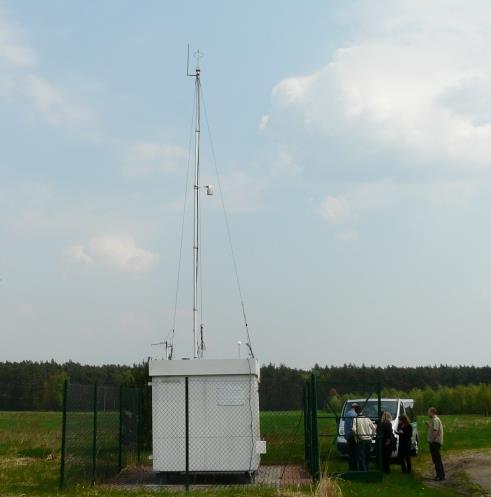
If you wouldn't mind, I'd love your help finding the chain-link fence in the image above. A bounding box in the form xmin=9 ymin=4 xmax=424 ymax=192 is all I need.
xmin=258 ymin=382 xmax=305 ymax=463
xmin=257 ymin=381 xmax=310 ymax=486
xmin=60 ymin=381 xmax=142 ymax=488
xmin=148 ymin=373 xmax=309 ymax=487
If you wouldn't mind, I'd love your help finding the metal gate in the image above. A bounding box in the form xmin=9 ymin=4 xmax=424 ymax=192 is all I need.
xmin=59 ymin=381 xmax=142 ymax=488
xmin=304 ymin=374 xmax=383 ymax=482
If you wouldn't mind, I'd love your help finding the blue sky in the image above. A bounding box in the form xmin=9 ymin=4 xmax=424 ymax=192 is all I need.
xmin=2 ymin=1 xmax=491 ymax=368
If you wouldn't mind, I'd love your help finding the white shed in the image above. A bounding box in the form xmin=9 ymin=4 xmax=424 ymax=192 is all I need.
xmin=149 ymin=358 xmax=263 ymax=474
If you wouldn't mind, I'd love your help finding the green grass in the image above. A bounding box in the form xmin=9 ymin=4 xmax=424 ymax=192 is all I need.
xmin=0 ymin=411 xmax=487 ymax=496
xmin=0 ymin=411 xmax=61 ymax=493
xmin=428 ymin=415 xmax=491 ymax=451
xmin=339 ymin=472 xmax=458 ymax=497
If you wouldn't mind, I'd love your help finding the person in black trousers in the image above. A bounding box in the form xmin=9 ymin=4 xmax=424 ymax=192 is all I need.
xmin=380 ymin=411 xmax=395 ymax=474
xmin=397 ymin=414 xmax=413 ymax=473
xmin=428 ymin=407 xmax=445 ymax=481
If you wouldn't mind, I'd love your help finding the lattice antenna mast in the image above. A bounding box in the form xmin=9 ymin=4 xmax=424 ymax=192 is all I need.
xmin=188 ymin=47 xmax=205 ymax=359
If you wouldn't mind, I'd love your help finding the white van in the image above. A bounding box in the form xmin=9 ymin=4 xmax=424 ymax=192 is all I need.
xmin=336 ymin=398 xmax=419 ymax=457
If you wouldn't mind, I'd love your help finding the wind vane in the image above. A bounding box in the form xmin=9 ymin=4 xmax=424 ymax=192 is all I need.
xmin=194 ymin=49 xmax=204 ymax=69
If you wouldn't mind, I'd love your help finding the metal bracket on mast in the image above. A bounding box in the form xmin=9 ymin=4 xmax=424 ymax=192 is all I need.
xmin=151 ymin=341 xmax=173 ymax=360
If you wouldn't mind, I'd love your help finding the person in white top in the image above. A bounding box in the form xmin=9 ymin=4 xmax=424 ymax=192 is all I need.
xmin=352 ymin=405 xmax=377 ymax=471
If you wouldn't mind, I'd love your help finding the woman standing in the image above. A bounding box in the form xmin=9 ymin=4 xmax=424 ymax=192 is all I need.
xmin=397 ymin=414 xmax=413 ymax=473
xmin=380 ymin=411 xmax=395 ymax=474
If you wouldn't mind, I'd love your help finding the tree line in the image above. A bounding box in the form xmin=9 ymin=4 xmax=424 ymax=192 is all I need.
xmin=2 ymin=360 xmax=491 ymax=414
xmin=322 ymin=384 xmax=491 ymax=416
xmin=0 ymin=360 xmax=144 ymax=411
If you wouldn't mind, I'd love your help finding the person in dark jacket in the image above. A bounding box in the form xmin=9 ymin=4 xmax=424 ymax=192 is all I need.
xmin=397 ymin=414 xmax=413 ymax=473
xmin=380 ymin=411 xmax=395 ymax=474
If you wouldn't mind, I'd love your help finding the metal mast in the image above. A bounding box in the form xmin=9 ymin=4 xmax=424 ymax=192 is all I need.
xmin=191 ymin=50 xmax=203 ymax=359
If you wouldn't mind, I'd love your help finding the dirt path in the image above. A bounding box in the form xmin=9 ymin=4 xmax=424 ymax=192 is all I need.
xmin=424 ymin=450 xmax=491 ymax=496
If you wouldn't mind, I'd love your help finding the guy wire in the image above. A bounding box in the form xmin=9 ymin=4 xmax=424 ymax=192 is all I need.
xmin=200 ymin=86 xmax=255 ymax=358
xmin=199 ymin=173 xmax=205 ymax=356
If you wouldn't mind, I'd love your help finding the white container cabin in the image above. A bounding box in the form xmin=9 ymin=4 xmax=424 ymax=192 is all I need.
xmin=149 ymin=358 xmax=262 ymax=473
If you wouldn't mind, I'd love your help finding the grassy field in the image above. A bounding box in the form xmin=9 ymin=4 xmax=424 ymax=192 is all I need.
xmin=1 ymin=411 xmax=489 ymax=496
xmin=261 ymin=410 xmax=305 ymax=464
xmin=0 ymin=411 xmax=61 ymax=492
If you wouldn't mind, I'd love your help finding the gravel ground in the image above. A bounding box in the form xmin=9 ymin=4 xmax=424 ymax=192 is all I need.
xmin=106 ymin=464 xmax=311 ymax=489
xmin=424 ymin=449 xmax=491 ymax=496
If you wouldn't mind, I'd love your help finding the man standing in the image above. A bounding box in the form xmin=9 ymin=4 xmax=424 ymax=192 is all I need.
xmin=428 ymin=407 xmax=445 ymax=481
xmin=352 ymin=406 xmax=377 ymax=472
xmin=344 ymin=402 xmax=359 ymax=470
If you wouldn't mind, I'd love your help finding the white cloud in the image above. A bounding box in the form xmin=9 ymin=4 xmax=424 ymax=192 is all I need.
xmin=123 ymin=141 xmax=188 ymax=177
xmin=0 ymin=17 xmax=36 ymax=67
xmin=337 ymin=229 xmax=358 ymax=241
xmin=271 ymin=150 xmax=302 ymax=176
xmin=89 ymin=235 xmax=159 ymax=274
xmin=65 ymin=235 xmax=159 ymax=274
xmin=0 ymin=75 xmax=15 ymax=96
xmin=258 ymin=114 xmax=270 ymax=130
xmin=273 ymin=74 xmax=318 ymax=105
xmin=215 ymin=170 xmax=267 ymax=213
xmin=318 ymin=182 xmax=417 ymax=226
xmin=318 ymin=178 xmax=487 ymax=227
xmin=64 ymin=244 xmax=92 ymax=264
xmin=24 ymin=75 xmax=95 ymax=125
xmin=16 ymin=303 xmax=34 ymax=315
xmin=0 ymin=12 xmax=97 ymax=130
xmin=198 ymin=150 xmax=302 ymax=214
xmin=269 ymin=1 xmax=491 ymax=172
xmin=427 ymin=179 xmax=483 ymax=208
xmin=318 ymin=195 xmax=352 ymax=225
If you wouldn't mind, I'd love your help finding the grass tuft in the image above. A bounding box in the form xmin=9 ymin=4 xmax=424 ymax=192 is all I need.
xmin=279 ymin=476 xmax=342 ymax=497
xmin=316 ymin=476 xmax=343 ymax=497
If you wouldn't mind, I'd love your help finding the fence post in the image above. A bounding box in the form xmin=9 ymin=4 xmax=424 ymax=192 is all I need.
xmin=137 ymin=388 xmax=142 ymax=464
xmin=92 ymin=382 xmax=98 ymax=485
xmin=185 ymin=376 xmax=189 ymax=492
xmin=307 ymin=380 xmax=313 ymax=474
xmin=376 ymin=382 xmax=382 ymax=471
xmin=59 ymin=379 xmax=69 ymax=489
xmin=310 ymin=373 xmax=320 ymax=482
xmin=303 ymin=382 xmax=310 ymax=466
xmin=118 ymin=385 xmax=123 ymax=472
